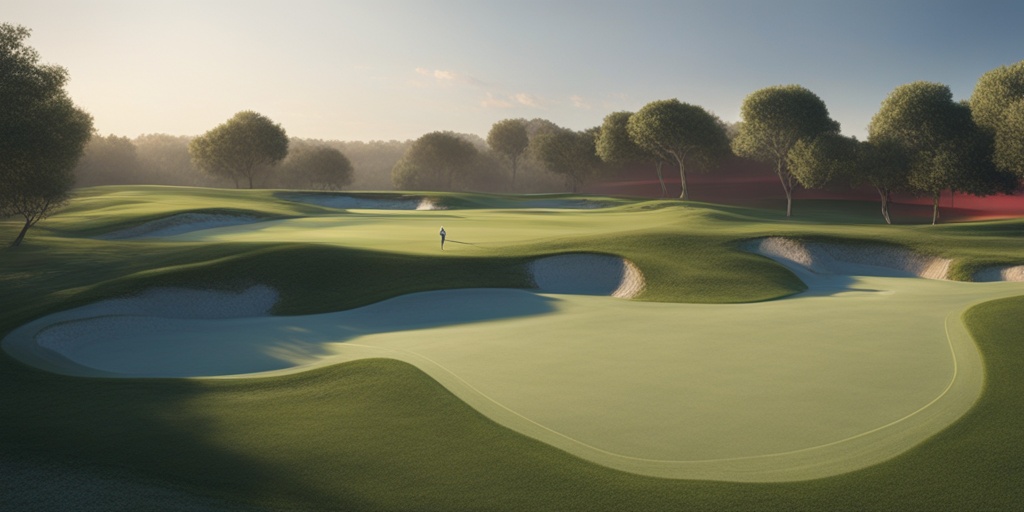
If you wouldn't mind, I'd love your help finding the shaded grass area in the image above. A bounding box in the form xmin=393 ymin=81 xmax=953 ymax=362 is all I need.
xmin=3 ymin=299 xmax=1023 ymax=512
xmin=2 ymin=187 xmax=1024 ymax=510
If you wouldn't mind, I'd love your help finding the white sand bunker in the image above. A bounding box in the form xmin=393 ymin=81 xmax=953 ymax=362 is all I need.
xmin=974 ymin=265 xmax=1024 ymax=282
xmin=282 ymin=193 xmax=443 ymax=211
xmin=4 ymin=286 xmax=279 ymax=378
xmin=96 ymin=213 xmax=266 ymax=240
xmin=746 ymin=237 xmax=952 ymax=280
xmin=529 ymin=254 xmax=645 ymax=298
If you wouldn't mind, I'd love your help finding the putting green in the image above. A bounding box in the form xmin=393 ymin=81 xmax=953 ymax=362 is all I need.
xmin=157 ymin=208 xmax=677 ymax=253
xmin=6 ymin=229 xmax=1023 ymax=482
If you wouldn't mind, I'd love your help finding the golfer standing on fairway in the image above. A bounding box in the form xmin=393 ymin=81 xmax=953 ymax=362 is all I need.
xmin=439 ymin=226 xmax=446 ymax=250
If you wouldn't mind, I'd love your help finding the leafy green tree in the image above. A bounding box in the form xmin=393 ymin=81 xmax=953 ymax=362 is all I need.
xmin=732 ymin=85 xmax=840 ymax=216
xmin=188 ymin=111 xmax=288 ymax=189
xmin=596 ymin=111 xmax=669 ymax=197
xmin=392 ymin=131 xmax=479 ymax=191
xmin=788 ymin=133 xmax=859 ymax=190
xmin=283 ymin=144 xmax=354 ymax=190
xmin=0 ymin=24 xmax=94 ymax=247
xmin=530 ymin=126 xmax=602 ymax=193
xmin=627 ymin=99 xmax=730 ymax=200
xmin=856 ymin=139 xmax=911 ymax=225
xmin=487 ymin=118 xmax=529 ymax=188
xmin=970 ymin=60 xmax=1024 ymax=178
xmin=870 ymin=81 xmax=1015 ymax=224
xmin=995 ymin=101 xmax=1024 ymax=178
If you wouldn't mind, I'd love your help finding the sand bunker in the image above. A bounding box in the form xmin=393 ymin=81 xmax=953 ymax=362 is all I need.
xmin=529 ymin=254 xmax=645 ymax=298
xmin=281 ymin=193 xmax=444 ymax=211
xmin=973 ymin=265 xmax=1024 ymax=282
xmin=4 ymin=286 xmax=278 ymax=377
xmin=746 ymin=237 xmax=952 ymax=280
xmin=96 ymin=213 xmax=266 ymax=240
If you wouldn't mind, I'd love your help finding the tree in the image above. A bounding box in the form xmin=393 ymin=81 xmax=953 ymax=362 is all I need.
xmin=596 ymin=111 xmax=670 ymax=197
xmin=282 ymin=145 xmax=354 ymax=190
xmin=0 ymin=24 xmax=93 ymax=247
xmin=732 ymin=85 xmax=840 ymax=216
xmin=856 ymin=139 xmax=911 ymax=225
xmin=530 ymin=126 xmax=603 ymax=193
xmin=995 ymin=101 xmax=1024 ymax=178
xmin=74 ymin=134 xmax=141 ymax=187
xmin=870 ymin=81 xmax=1015 ymax=225
xmin=188 ymin=111 xmax=288 ymax=188
xmin=134 ymin=133 xmax=209 ymax=186
xmin=970 ymin=60 xmax=1024 ymax=179
xmin=627 ymin=99 xmax=730 ymax=200
xmin=487 ymin=118 xmax=529 ymax=188
xmin=392 ymin=131 xmax=479 ymax=191
xmin=788 ymin=133 xmax=859 ymax=189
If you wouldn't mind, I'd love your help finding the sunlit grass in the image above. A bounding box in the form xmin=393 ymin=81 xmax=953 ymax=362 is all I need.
xmin=1 ymin=186 xmax=1023 ymax=510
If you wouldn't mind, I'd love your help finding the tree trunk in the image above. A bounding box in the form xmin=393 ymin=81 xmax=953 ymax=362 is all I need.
xmin=510 ymin=156 xmax=519 ymax=189
xmin=776 ymin=161 xmax=793 ymax=217
xmin=877 ymin=187 xmax=892 ymax=225
xmin=654 ymin=161 xmax=667 ymax=197
xmin=677 ymin=160 xmax=688 ymax=200
xmin=931 ymin=194 xmax=940 ymax=225
xmin=248 ymin=175 xmax=254 ymax=189
xmin=10 ymin=217 xmax=32 ymax=247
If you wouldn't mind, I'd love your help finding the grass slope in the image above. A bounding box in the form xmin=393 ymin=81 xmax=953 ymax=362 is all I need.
xmin=1 ymin=186 xmax=1023 ymax=510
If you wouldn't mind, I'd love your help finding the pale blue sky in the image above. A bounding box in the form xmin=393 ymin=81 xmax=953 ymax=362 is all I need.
xmin=7 ymin=0 xmax=1024 ymax=141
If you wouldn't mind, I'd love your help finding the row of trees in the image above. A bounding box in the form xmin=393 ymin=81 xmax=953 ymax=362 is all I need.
xmin=5 ymin=19 xmax=1024 ymax=247
xmin=74 ymin=134 xmax=416 ymax=190
xmin=410 ymin=62 xmax=1022 ymax=226
xmin=778 ymin=78 xmax=1022 ymax=224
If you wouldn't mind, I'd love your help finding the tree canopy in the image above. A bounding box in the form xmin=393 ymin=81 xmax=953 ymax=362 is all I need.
xmin=970 ymin=60 xmax=1024 ymax=179
xmin=627 ymin=99 xmax=730 ymax=200
xmin=74 ymin=134 xmax=141 ymax=187
xmin=0 ymin=23 xmax=93 ymax=247
xmin=282 ymin=144 xmax=354 ymax=191
xmin=995 ymin=101 xmax=1024 ymax=178
xmin=870 ymin=81 xmax=1016 ymax=224
xmin=188 ymin=111 xmax=288 ymax=189
xmin=487 ymin=118 xmax=529 ymax=188
xmin=597 ymin=111 xmax=669 ymax=197
xmin=856 ymin=139 xmax=911 ymax=224
xmin=732 ymin=85 xmax=840 ymax=216
xmin=392 ymin=131 xmax=480 ymax=191
xmin=788 ymin=133 xmax=859 ymax=190
xmin=530 ymin=126 xmax=603 ymax=193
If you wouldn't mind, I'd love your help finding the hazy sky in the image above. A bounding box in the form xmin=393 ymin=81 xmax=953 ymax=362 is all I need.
xmin=7 ymin=0 xmax=1024 ymax=141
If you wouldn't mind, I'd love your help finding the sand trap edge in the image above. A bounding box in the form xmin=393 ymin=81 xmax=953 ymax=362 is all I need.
xmin=529 ymin=254 xmax=645 ymax=298
xmin=744 ymin=237 xmax=953 ymax=280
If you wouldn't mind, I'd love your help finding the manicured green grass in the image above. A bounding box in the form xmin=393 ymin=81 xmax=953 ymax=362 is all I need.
xmin=2 ymin=186 xmax=1023 ymax=510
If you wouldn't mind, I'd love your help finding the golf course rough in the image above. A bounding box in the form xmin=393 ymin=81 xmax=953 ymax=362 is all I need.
xmin=6 ymin=207 xmax=1024 ymax=484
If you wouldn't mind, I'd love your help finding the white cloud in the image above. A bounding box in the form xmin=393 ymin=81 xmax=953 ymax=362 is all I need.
xmin=570 ymin=94 xmax=591 ymax=109
xmin=514 ymin=93 xmax=542 ymax=107
xmin=480 ymin=92 xmax=514 ymax=108
xmin=414 ymin=68 xmax=485 ymax=87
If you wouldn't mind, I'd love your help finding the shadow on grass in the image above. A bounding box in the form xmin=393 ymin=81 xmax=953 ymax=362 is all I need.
xmin=0 ymin=352 xmax=371 ymax=510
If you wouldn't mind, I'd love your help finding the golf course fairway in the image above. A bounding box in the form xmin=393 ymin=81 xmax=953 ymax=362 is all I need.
xmin=3 ymin=187 xmax=1024 ymax=509
xmin=6 ymin=195 xmax=1024 ymax=482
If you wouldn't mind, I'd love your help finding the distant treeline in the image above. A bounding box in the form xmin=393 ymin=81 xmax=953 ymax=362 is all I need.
xmin=73 ymin=130 xmax=565 ymax=193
